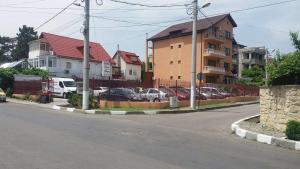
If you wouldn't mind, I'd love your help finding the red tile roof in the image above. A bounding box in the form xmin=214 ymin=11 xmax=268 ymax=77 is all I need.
xmin=148 ymin=14 xmax=237 ymax=41
xmin=114 ymin=50 xmax=142 ymax=66
xmin=40 ymin=32 xmax=112 ymax=63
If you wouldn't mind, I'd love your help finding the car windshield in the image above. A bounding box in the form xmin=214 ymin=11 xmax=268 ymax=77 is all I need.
xmin=63 ymin=81 xmax=76 ymax=87
xmin=123 ymin=89 xmax=135 ymax=95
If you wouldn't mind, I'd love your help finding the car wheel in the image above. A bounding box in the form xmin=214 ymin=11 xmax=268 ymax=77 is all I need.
xmin=153 ymin=98 xmax=160 ymax=102
xmin=63 ymin=93 xmax=67 ymax=99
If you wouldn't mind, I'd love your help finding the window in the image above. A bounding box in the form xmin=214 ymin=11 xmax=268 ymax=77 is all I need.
xmin=170 ymin=61 xmax=174 ymax=64
xmin=244 ymin=53 xmax=249 ymax=59
xmin=40 ymin=43 xmax=49 ymax=51
xmin=170 ymin=76 xmax=173 ymax=80
xmin=224 ymin=62 xmax=230 ymax=71
xmin=66 ymin=62 xmax=72 ymax=69
xmin=34 ymin=58 xmax=39 ymax=67
xmin=59 ymin=82 xmax=64 ymax=88
xmin=48 ymin=57 xmax=57 ymax=67
xmin=178 ymin=76 xmax=181 ymax=79
xmin=208 ymin=43 xmax=217 ymax=49
xmin=149 ymin=89 xmax=159 ymax=94
xmin=39 ymin=58 xmax=46 ymax=67
xmin=178 ymin=44 xmax=182 ymax=48
xmin=224 ymin=31 xmax=231 ymax=39
xmin=224 ymin=47 xmax=230 ymax=56
xmin=133 ymin=70 xmax=137 ymax=76
xmin=131 ymin=56 xmax=137 ymax=62
xmin=170 ymin=45 xmax=174 ymax=49
xmin=129 ymin=69 xmax=133 ymax=75
xmin=207 ymin=60 xmax=217 ymax=67
xmin=28 ymin=59 xmax=33 ymax=67
xmin=178 ymin=60 xmax=181 ymax=64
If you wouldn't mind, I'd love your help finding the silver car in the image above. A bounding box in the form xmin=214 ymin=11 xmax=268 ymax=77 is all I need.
xmin=140 ymin=88 xmax=167 ymax=102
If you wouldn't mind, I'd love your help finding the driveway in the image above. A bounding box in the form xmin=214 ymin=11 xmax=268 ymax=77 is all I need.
xmin=0 ymin=102 xmax=299 ymax=169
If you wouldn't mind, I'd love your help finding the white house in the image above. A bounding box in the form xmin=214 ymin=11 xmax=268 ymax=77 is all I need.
xmin=28 ymin=32 xmax=113 ymax=79
xmin=112 ymin=50 xmax=142 ymax=81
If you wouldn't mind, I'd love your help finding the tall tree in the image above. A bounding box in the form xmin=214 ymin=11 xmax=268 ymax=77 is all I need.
xmin=11 ymin=25 xmax=38 ymax=61
xmin=290 ymin=31 xmax=300 ymax=51
xmin=0 ymin=36 xmax=14 ymax=63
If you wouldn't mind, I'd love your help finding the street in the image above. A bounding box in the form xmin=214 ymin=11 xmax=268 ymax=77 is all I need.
xmin=0 ymin=102 xmax=299 ymax=169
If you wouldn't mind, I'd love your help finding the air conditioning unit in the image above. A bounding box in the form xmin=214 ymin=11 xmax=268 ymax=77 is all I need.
xmin=64 ymin=70 xmax=70 ymax=74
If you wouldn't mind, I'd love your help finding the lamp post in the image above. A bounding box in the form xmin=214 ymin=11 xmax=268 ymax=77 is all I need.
xmin=265 ymin=48 xmax=275 ymax=86
xmin=189 ymin=1 xmax=211 ymax=110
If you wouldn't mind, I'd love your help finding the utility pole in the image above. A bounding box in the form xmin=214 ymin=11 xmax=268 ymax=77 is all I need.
xmin=265 ymin=47 xmax=269 ymax=86
xmin=190 ymin=0 xmax=198 ymax=109
xmin=145 ymin=33 xmax=149 ymax=72
xmin=82 ymin=0 xmax=90 ymax=110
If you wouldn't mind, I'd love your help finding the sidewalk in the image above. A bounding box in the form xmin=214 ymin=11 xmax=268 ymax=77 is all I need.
xmin=7 ymin=98 xmax=259 ymax=115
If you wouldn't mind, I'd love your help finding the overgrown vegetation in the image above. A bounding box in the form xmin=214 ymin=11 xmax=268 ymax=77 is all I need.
xmin=68 ymin=94 xmax=98 ymax=109
xmin=266 ymin=32 xmax=300 ymax=86
xmin=267 ymin=51 xmax=300 ymax=85
xmin=241 ymin=65 xmax=265 ymax=86
xmin=0 ymin=68 xmax=49 ymax=93
xmin=285 ymin=120 xmax=300 ymax=141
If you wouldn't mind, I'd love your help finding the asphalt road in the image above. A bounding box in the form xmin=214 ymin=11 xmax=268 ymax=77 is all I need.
xmin=0 ymin=102 xmax=299 ymax=169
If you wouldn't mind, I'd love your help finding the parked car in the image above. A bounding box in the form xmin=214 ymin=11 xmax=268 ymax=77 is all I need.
xmin=51 ymin=77 xmax=77 ymax=98
xmin=0 ymin=88 xmax=6 ymax=102
xmin=99 ymin=88 xmax=142 ymax=101
xmin=140 ymin=88 xmax=167 ymax=102
xmin=200 ymin=87 xmax=230 ymax=99
xmin=93 ymin=87 xmax=109 ymax=96
xmin=158 ymin=87 xmax=176 ymax=97
xmin=169 ymin=87 xmax=190 ymax=100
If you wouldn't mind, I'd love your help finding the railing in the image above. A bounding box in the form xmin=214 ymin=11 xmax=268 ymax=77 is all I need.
xmin=203 ymin=66 xmax=225 ymax=74
xmin=204 ymin=31 xmax=225 ymax=41
xmin=204 ymin=49 xmax=226 ymax=58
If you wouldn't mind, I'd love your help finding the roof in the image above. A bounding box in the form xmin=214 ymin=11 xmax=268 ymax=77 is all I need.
xmin=113 ymin=50 xmax=142 ymax=66
xmin=39 ymin=32 xmax=112 ymax=63
xmin=0 ymin=59 xmax=25 ymax=68
xmin=148 ymin=14 xmax=237 ymax=41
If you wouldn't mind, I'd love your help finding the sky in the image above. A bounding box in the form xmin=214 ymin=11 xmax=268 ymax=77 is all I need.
xmin=0 ymin=0 xmax=299 ymax=60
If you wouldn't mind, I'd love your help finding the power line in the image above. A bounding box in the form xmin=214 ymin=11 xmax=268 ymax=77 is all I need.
xmin=4 ymin=0 xmax=46 ymax=6
xmin=34 ymin=0 xmax=78 ymax=30
xmin=109 ymin=0 xmax=187 ymax=7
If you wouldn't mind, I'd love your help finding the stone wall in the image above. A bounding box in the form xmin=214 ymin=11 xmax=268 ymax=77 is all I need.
xmin=260 ymin=85 xmax=300 ymax=132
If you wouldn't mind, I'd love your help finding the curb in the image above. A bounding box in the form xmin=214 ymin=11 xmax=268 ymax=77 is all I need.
xmin=231 ymin=115 xmax=300 ymax=151
xmin=7 ymin=98 xmax=258 ymax=115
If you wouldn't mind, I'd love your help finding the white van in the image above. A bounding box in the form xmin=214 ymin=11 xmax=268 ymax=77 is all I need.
xmin=51 ymin=78 xmax=77 ymax=98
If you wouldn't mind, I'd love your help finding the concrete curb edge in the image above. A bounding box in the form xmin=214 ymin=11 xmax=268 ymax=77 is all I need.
xmin=231 ymin=114 xmax=300 ymax=151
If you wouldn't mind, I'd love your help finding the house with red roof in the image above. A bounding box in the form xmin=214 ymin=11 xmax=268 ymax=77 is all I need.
xmin=112 ymin=50 xmax=142 ymax=81
xmin=28 ymin=32 xmax=113 ymax=79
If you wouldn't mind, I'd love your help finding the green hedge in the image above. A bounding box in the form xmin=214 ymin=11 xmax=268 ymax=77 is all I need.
xmin=285 ymin=120 xmax=300 ymax=141
xmin=68 ymin=94 xmax=98 ymax=109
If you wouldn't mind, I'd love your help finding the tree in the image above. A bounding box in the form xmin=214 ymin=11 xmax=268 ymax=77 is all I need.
xmin=0 ymin=36 xmax=14 ymax=63
xmin=290 ymin=31 xmax=300 ymax=51
xmin=241 ymin=65 xmax=265 ymax=86
xmin=11 ymin=25 xmax=38 ymax=61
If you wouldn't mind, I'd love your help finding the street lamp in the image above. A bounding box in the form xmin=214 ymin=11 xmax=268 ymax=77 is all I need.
xmin=189 ymin=0 xmax=211 ymax=110
xmin=265 ymin=48 xmax=276 ymax=86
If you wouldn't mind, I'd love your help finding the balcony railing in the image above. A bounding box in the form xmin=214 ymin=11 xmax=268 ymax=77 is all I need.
xmin=203 ymin=66 xmax=225 ymax=74
xmin=204 ymin=31 xmax=225 ymax=42
xmin=204 ymin=49 xmax=226 ymax=59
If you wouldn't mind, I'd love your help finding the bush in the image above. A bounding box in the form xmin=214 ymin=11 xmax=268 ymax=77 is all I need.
xmin=68 ymin=94 xmax=98 ymax=109
xmin=285 ymin=120 xmax=300 ymax=141
xmin=241 ymin=65 xmax=265 ymax=86
xmin=267 ymin=51 xmax=300 ymax=85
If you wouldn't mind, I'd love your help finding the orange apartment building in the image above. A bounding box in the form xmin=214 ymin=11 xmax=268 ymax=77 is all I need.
xmin=148 ymin=14 xmax=237 ymax=84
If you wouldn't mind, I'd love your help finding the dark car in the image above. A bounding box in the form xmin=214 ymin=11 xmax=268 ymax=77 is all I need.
xmin=99 ymin=88 xmax=142 ymax=101
xmin=169 ymin=87 xmax=190 ymax=100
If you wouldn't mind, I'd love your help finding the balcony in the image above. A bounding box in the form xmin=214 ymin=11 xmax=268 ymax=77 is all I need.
xmin=204 ymin=31 xmax=225 ymax=43
xmin=204 ymin=49 xmax=226 ymax=59
xmin=203 ymin=66 xmax=225 ymax=74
